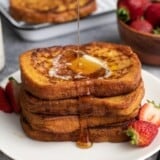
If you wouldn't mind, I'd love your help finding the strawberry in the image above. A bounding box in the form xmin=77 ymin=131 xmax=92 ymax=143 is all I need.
xmin=0 ymin=87 xmax=13 ymax=113
xmin=117 ymin=0 xmax=151 ymax=22
xmin=139 ymin=100 xmax=160 ymax=127
xmin=130 ymin=19 xmax=153 ymax=33
xmin=126 ymin=120 xmax=158 ymax=147
xmin=5 ymin=77 xmax=21 ymax=113
xmin=145 ymin=3 xmax=160 ymax=27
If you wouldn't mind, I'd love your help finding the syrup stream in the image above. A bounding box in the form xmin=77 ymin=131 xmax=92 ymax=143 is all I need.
xmin=76 ymin=0 xmax=92 ymax=148
xmin=76 ymin=0 xmax=82 ymax=70
xmin=77 ymin=0 xmax=80 ymax=53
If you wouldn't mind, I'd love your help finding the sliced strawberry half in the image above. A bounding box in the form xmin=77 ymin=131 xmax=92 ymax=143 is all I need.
xmin=139 ymin=100 xmax=160 ymax=127
xmin=5 ymin=77 xmax=21 ymax=113
xmin=0 ymin=87 xmax=13 ymax=113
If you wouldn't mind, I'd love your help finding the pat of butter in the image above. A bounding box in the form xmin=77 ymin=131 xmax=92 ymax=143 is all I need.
xmin=48 ymin=53 xmax=112 ymax=80
xmin=83 ymin=54 xmax=106 ymax=68
xmin=69 ymin=54 xmax=109 ymax=75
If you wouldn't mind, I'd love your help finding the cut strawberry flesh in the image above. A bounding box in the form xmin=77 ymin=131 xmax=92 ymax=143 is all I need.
xmin=139 ymin=103 xmax=160 ymax=127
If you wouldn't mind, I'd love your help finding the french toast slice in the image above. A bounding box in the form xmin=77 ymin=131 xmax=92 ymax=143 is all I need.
xmin=22 ymin=108 xmax=139 ymax=133
xmin=21 ymin=116 xmax=131 ymax=142
xmin=10 ymin=0 xmax=96 ymax=24
xmin=19 ymin=42 xmax=141 ymax=100
xmin=20 ymin=81 xmax=144 ymax=116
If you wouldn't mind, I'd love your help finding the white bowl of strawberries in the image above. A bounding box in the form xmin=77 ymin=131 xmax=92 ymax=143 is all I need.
xmin=117 ymin=0 xmax=160 ymax=65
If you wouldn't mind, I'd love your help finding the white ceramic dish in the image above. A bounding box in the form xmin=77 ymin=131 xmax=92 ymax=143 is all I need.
xmin=0 ymin=70 xmax=160 ymax=160
xmin=0 ymin=0 xmax=117 ymax=41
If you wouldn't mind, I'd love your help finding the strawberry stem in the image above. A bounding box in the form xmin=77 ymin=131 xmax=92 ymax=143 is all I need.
xmin=153 ymin=27 xmax=160 ymax=34
xmin=8 ymin=77 xmax=15 ymax=81
xmin=117 ymin=8 xmax=130 ymax=23
xmin=147 ymin=100 xmax=160 ymax=108
xmin=126 ymin=129 xmax=138 ymax=145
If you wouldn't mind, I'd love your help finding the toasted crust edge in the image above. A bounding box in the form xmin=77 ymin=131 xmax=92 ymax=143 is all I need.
xmin=21 ymin=116 xmax=130 ymax=142
xmin=20 ymin=81 xmax=144 ymax=116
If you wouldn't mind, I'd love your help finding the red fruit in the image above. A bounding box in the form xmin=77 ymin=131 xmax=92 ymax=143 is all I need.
xmin=5 ymin=77 xmax=21 ymax=113
xmin=139 ymin=100 xmax=160 ymax=127
xmin=126 ymin=120 xmax=158 ymax=147
xmin=145 ymin=3 xmax=160 ymax=27
xmin=141 ymin=0 xmax=151 ymax=10
xmin=130 ymin=19 xmax=153 ymax=33
xmin=118 ymin=0 xmax=151 ymax=22
xmin=0 ymin=87 xmax=13 ymax=113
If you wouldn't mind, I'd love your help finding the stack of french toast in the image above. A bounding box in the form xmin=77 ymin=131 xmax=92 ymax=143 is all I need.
xmin=19 ymin=42 xmax=144 ymax=145
xmin=10 ymin=0 xmax=97 ymax=24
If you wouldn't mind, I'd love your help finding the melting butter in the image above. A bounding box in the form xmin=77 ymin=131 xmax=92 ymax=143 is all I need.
xmin=48 ymin=52 xmax=111 ymax=80
xmin=48 ymin=54 xmax=72 ymax=80
xmin=49 ymin=68 xmax=72 ymax=80
xmin=69 ymin=54 xmax=111 ymax=77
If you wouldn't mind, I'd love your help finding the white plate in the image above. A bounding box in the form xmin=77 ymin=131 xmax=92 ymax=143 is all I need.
xmin=0 ymin=70 xmax=160 ymax=160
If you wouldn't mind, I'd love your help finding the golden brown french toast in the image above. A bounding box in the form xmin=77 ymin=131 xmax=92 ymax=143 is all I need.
xmin=10 ymin=0 xmax=96 ymax=24
xmin=20 ymin=81 xmax=144 ymax=116
xmin=22 ymin=108 xmax=139 ymax=133
xmin=19 ymin=42 xmax=141 ymax=100
xmin=21 ymin=116 xmax=132 ymax=142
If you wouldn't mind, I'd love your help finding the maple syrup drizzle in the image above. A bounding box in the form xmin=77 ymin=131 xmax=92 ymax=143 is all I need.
xmin=75 ymin=1 xmax=92 ymax=148
xmin=77 ymin=0 xmax=80 ymax=53
xmin=76 ymin=3 xmax=93 ymax=146
xmin=76 ymin=117 xmax=93 ymax=149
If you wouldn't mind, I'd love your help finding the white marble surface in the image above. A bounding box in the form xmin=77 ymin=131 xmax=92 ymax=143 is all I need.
xmin=0 ymin=12 xmax=159 ymax=160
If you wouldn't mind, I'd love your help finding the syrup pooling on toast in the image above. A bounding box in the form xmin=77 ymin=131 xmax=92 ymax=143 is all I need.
xmin=48 ymin=50 xmax=111 ymax=80
xmin=69 ymin=52 xmax=111 ymax=77
xmin=31 ymin=45 xmax=132 ymax=81
xmin=83 ymin=45 xmax=132 ymax=79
